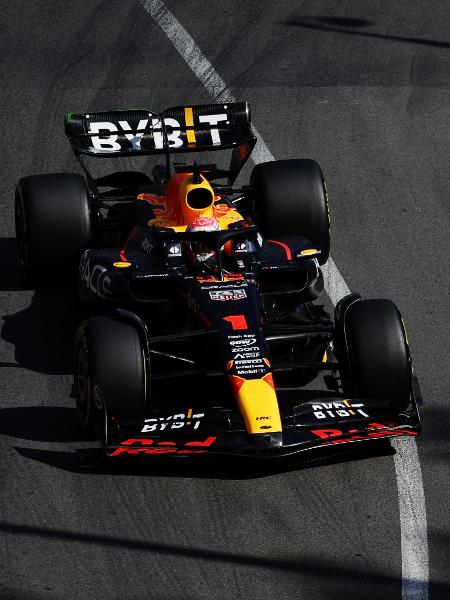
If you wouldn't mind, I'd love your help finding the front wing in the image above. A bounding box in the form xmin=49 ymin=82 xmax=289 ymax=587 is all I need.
xmin=106 ymin=395 xmax=421 ymax=459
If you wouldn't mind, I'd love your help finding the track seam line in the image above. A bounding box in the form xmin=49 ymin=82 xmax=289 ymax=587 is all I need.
xmin=138 ymin=2 xmax=429 ymax=597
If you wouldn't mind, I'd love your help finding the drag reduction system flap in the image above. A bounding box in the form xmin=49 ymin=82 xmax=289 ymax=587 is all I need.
xmin=65 ymin=102 xmax=254 ymax=157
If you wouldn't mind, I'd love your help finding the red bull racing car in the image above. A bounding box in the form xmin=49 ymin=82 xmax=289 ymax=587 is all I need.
xmin=15 ymin=102 xmax=421 ymax=458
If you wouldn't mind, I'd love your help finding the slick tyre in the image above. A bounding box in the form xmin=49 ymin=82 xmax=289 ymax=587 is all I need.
xmin=15 ymin=173 xmax=92 ymax=283
xmin=342 ymin=299 xmax=412 ymax=411
xmin=250 ymin=159 xmax=330 ymax=265
xmin=74 ymin=317 xmax=147 ymax=438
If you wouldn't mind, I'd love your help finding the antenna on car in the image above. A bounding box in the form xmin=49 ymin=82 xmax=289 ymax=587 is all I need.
xmin=192 ymin=161 xmax=201 ymax=184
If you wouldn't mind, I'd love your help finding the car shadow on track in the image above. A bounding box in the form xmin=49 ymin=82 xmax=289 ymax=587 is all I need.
xmin=0 ymin=238 xmax=81 ymax=375
xmin=0 ymin=401 xmax=394 ymax=480
xmin=0 ymin=406 xmax=84 ymax=443
xmin=0 ymin=237 xmax=24 ymax=292
xmin=13 ymin=442 xmax=395 ymax=479
xmin=418 ymin=405 xmax=450 ymax=462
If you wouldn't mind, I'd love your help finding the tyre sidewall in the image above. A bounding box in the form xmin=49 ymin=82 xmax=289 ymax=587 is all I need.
xmin=250 ymin=159 xmax=330 ymax=264
xmin=15 ymin=173 xmax=92 ymax=281
xmin=77 ymin=317 xmax=147 ymax=433
xmin=343 ymin=299 xmax=412 ymax=411
xmin=74 ymin=322 xmax=93 ymax=430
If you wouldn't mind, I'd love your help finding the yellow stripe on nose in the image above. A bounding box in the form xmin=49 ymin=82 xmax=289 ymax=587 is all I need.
xmin=184 ymin=107 xmax=196 ymax=143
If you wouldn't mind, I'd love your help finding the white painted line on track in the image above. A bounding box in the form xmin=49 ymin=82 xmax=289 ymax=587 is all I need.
xmin=392 ymin=436 xmax=429 ymax=599
xmin=139 ymin=1 xmax=429 ymax=597
xmin=139 ymin=0 xmax=273 ymax=165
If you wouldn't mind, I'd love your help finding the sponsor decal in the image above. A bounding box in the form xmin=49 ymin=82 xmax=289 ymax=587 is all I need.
xmin=235 ymin=355 xmax=266 ymax=375
xmin=141 ymin=409 xmax=204 ymax=433
xmin=232 ymin=351 xmax=260 ymax=358
xmin=88 ymin=113 xmax=228 ymax=153
xmin=311 ymin=422 xmax=418 ymax=445
xmin=228 ymin=363 xmax=266 ymax=376
xmin=168 ymin=244 xmax=181 ymax=255
xmin=141 ymin=238 xmax=153 ymax=255
xmin=259 ymin=425 xmax=272 ymax=430
xmin=226 ymin=333 xmax=266 ymax=373
xmin=188 ymin=216 xmax=219 ymax=231
xmin=235 ymin=242 xmax=247 ymax=253
xmin=311 ymin=400 xmax=369 ymax=420
xmin=187 ymin=294 xmax=201 ymax=317
xmin=300 ymin=248 xmax=318 ymax=256
xmin=202 ymin=283 xmax=248 ymax=290
xmin=231 ymin=347 xmax=259 ymax=355
xmin=230 ymin=338 xmax=257 ymax=347
xmin=228 ymin=333 xmax=256 ymax=339
xmin=93 ymin=385 xmax=103 ymax=410
xmin=197 ymin=275 xmax=245 ymax=284
xmin=79 ymin=253 xmax=112 ymax=299
xmin=209 ymin=289 xmax=247 ymax=301
xmin=256 ymin=416 xmax=271 ymax=421
xmin=110 ymin=436 xmax=217 ymax=456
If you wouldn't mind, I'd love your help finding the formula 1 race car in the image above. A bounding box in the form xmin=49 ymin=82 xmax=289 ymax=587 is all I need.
xmin=15 ymin=102 xmax=421 ymax=458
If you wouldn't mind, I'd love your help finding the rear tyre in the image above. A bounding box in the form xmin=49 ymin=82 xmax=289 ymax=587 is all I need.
xmin=74 ymin=317 xmax=147 ymax=439
xmin=339 ymin=299 xmax=412 ymax=411
xmin=250 ymin=159 xmax=330 ymax=265
xmin=15 ymin=173 xmax=92 ymax=282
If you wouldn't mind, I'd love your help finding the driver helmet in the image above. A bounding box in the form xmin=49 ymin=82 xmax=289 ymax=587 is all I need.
xmin=186 ymin=216 xmax=220 ymax=266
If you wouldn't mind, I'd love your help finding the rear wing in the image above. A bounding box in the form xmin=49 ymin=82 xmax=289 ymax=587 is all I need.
xmin=65 ymin=102 xmax=256 ymax=184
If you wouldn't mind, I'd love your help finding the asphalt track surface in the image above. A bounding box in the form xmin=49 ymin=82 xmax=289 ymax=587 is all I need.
xmin=1 ymin=1 xmax=449 ymax=599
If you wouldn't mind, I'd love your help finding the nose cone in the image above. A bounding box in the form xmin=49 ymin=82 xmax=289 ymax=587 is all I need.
xmin=228 ymin=375 xmax=282 ymax=434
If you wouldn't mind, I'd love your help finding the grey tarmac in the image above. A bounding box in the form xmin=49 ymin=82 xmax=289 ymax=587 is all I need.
xmin=0 ymin=1 xmax=449 ymax=599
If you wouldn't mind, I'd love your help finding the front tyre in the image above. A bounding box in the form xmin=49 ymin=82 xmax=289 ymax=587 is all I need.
xmin=339 ymin=299 xmax=412 ymax=412
xmin=250 ymin=159 xmax=330 ymax=265
xmin=74 ymin=317 xmax=147 ymax=439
